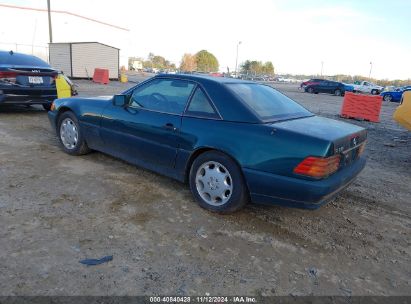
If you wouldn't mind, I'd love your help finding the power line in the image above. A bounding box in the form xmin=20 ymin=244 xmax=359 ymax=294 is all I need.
xmin=0 ymin=3 xmax=130 ymax=31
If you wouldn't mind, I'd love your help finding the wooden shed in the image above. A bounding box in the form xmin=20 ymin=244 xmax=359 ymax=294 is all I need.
xmin=49 ymin=42 xmax=119 ymax=79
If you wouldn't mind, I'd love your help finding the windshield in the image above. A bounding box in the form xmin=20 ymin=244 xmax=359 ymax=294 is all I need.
xmin=226 ymin=83 xmax=312 ymax=122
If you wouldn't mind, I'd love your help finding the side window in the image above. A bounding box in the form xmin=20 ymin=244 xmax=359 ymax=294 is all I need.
xmin=185 ymin=87 xmax=219 ymax=119
xmin=130 ymin=78 xmax=194 ymax=114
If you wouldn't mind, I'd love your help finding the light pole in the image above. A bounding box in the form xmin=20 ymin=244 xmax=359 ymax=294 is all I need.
xmin=47 ymin=0 xmax=53 ymax=43
xmin=321 ymin=61 xmax=324 ymax=76
xmin=235 ymin=41 xmax=242 ymax=77
xmin=369 ymin=61 xmax=372 ymax=80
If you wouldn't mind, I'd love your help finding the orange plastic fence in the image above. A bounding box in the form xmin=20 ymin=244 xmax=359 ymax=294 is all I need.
xmin=92 ymin=68 xmax=110 ymax=84
xmin=340 ymin=92 xmax=382 ymax=122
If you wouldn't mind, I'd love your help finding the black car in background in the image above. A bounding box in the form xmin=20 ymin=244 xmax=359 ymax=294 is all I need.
xmin=300 ymin=78 xmax=324 ymax=89
xmin=0 ymin=50 xmax=58 ymax=110
xmin=304 ymin=80 xmax=346 ymax=96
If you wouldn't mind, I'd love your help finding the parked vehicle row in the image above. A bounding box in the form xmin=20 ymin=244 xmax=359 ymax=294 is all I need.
xmin=299 ymin=79 xmax=410 ymax=98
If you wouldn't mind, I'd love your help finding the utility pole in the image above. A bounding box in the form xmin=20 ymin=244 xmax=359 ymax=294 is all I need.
xmin=235 ymin=41 xmax=242 ymax=77
xmin=47 ymin=0 xmax=53 ymax=43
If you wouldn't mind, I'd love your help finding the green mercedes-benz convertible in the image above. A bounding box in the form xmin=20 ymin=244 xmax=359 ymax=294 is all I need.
xmin=48 ymin=74 xmax=366 ymax=213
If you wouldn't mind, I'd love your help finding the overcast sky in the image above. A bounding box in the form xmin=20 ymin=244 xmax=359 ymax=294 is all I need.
xmin=1 ymin=0 xmax=410 ymax=80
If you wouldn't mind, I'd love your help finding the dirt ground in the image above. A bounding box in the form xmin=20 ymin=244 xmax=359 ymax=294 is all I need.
xmin=0 ymin=76 xmax=410 ymax=296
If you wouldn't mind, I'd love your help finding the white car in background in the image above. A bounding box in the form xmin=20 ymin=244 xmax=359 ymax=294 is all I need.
xmin=351 ymin=81 xmax=384 ymax=95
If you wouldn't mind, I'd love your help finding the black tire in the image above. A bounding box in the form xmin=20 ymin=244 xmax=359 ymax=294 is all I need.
xmin=43 ymin=103 xmax=52 ymax=111
xmin=371 ymin=89 xmax=378 ymax=95
xmin=383 ymin=94 xmax=392 ymax=102
xmin=334 ymin=89 xmax=342 ymax=96
xmin=189 ymin=151 xmax=249 ymax=213
xmin=307 ymin=87 xmax=314 ymax=94
xmin=57 ymin=111 xmax=91 ymax=156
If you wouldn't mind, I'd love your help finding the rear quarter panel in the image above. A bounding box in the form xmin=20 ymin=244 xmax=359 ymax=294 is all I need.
xmin=179 ymin=117 xmax=331 ymax=178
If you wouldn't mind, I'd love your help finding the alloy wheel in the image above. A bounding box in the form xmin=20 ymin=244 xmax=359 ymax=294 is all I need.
xmin=60 ymin=118 xmax=78 ymax=149
xmin=195 ymin=161 xmax=233 ymax=206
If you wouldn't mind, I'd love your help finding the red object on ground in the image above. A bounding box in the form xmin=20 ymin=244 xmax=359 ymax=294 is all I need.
xmin=93 ymin=68 xmax=109 ymax=84
xmin=340 ymin=92 xmax=382 ymax=122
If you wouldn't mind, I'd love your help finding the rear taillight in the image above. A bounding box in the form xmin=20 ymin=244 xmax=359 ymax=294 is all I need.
xmin=0 ymin=71 xmax=17 ymax=83
xmin=294 ymin=155 xmax=341 ymax=178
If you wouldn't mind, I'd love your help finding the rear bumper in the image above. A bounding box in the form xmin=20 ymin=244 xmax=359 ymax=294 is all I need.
xmin=243 ymin=157 xmax=366 ymax=209
xmin=0 ymin=86 xmax=57 ymax=105
xmin=0 ymin=94 xmax=56 ymax=104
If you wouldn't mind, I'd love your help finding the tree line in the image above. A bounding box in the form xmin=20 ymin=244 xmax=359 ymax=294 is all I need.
xmin=240 ymin=60 xmax=275 ymax=76
xmin=129 ymin=50 xmax=219 ymax=72
xmin=129 ymin=53 xmax=409 ymax=85
xmin=129 ymin=51 xmax=276 ymax=76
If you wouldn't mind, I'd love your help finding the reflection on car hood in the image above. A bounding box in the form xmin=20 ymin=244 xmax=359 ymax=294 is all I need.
xmin=270 ymin=115 xmax=365 ymax=142
xmin=82 ymin=96 xmax=113 ymax=100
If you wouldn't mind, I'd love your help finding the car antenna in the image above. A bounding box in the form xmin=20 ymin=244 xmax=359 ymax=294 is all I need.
xmin=9 ymin=50 xmax=14 ymax=55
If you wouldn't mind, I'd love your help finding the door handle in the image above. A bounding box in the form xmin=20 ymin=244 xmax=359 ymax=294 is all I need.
xmin=164 ymin=123 xmax=177 ymax=131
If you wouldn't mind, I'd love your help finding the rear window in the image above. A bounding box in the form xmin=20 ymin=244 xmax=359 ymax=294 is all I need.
xmin=226 ymin=83 xmax=312 ymax=121
xmin=0 ymin=52 xmax=50 ymax=67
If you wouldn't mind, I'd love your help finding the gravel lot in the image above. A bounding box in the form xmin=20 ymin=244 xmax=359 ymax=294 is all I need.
xmin=0 ymin=76 xmax=410 ymax=296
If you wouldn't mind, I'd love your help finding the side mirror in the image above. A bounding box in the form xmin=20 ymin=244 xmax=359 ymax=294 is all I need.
xmin=113 ymin=94 xmax=128 ymax=107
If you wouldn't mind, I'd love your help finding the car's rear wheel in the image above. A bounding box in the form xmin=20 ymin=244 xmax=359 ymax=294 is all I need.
xmin=189 ymin=151 xmax=248 ymax=213
xmin=383 ymin=94 xmax=392 ymax=102
xmin=57 ymin=111 xmax=91 ymax=155
xmin=371 ymin=89 xmax=378 ymax=95
xmin=334 ymin=89 xmax=342 ymax=96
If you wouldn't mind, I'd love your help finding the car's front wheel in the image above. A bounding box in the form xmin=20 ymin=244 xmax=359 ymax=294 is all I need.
xmin=371 ymin=89 xmax=378 ymax=95
xmin=189 ymin=151 xmax=248 ymax=213
xmin=383 ymin=94 xmax=393 ymax=102
xmin=307 ymin=87 xmax=314 ymax=93
xmin=57 ymin=111 xmax=91 ymax=156
xmin=334 ymin=89 xmax=342 ymax=96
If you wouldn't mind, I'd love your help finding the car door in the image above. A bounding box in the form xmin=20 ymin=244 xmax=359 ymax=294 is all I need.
xmin=100 ymin=78 xmax=195 ymax=169
xmin=328 ymin=81 xmax=338 ymax=93
xmin=317 ymin=81 xmax=329 ymax=93
xmin=362 ymin=82 xmax=371 ymax=93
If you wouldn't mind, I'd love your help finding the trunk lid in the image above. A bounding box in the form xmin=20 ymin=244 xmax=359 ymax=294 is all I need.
xmin=0 ymin=66 xmax=57 ymax=88
xmin=272 ymin=115 xmax=367 ymax=166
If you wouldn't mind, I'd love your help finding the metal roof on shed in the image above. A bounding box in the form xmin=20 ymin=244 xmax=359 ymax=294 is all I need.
xmin=49 ymin=42 xmax=120 ymax=50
